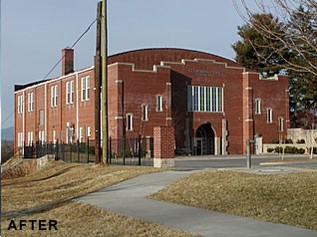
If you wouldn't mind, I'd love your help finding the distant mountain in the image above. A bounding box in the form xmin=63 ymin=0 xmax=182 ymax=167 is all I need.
xmin=1 ymin=126 xmax=14 ymax=141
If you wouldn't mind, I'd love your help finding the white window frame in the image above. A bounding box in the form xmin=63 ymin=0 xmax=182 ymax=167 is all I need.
xmin=70 ymin=80 xmax=74 ymax=103
xmin=188 ymin=86 xmax=223 ymax=113
xmin=66 ymin=81 xmax=70 ymax=104
xmin=51 ymin=85 xmax=58 ymax=107
xmin=66 ymin=81 xmax=74 ymax=104
xmin=79 ymin=127 xmax=83 ymax=143
xmin=156 ymin=95 xmax=163 ymax=112
xmin=86 ymin=76 xmax=90 ymax=101
xmin=53 ymin=130 xmax=56 ymax=144
xmin=81 ymin=76 xmax=90 ymax=101
xmin=267 ymin=108 xmax=273 ymax=124
xmin=27 ymin=92 xmax=34 ymax=112
xmin=255 ymin=98 xmax=261 ymax=115
xmin=141 ymin=104 xmax=149 ymax=121
xmin=81 ymin=77 xmax=86 ymax=101
xmin=18 ymin=132 xmax=23 ymax=147
xmin=126 ymin=114 xmax=133 ymax=131
xmin=278 ymin=117 xmax=284 ymax=132
xmin=18 ymin=95 xmax=24 ymax=114
xmin=87 ymin=126 xmax=91 ymax=137
xmin=28 ymin=132 xmax=33 ymax=146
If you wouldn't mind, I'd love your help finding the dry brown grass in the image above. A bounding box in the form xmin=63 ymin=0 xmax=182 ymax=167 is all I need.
xmin=2 ymin=160 xmax=37 ymax=179
xmin=1 ymin=161 xmax=194 ymax=236
xmin=150 ymin=170 xmax=317 ymax=230
xmin=2 ymin=202 xmax=193 ymax=237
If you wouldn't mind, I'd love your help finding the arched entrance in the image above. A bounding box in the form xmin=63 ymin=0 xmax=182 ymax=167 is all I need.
xmin=193 ymin=123 xmax=215 ymax=155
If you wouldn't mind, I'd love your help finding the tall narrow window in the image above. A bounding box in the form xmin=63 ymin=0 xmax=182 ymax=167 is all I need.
xmin=141 ymin=104 xmax=148 ymax=121
xmin=278 ymin=117 xmax=284 ymax=132
xmin=193 ymin=86 xmax=199 ymax=111
xmin=86 ymin=76 xmax=90 ymax=100
xmin=79 ymin=127 xmax=83 ymax=142
xmin=81 ymin=77 xmax=86 ymax=101
xmin=55 ymin=85 xmax=58 ymax=106
xmin=157 ymin=95 xmax=163 ymax=112
xmin=66 ymin=82 xmax=70 ymax=104
xmin=126 ymin=114 xmax=133 ymax=131
xmin=255 ymin=99 xmax=261 ymax=114
xmin=28 ymin=132 xmax=33 ymax=146
xmin=70 ymin=81 xmax=74 ymax=103
xmin=66 ymin=81 xmax=74 ymax=104
xmin=53 ymin=130 xmax=56 ymax=144
xmin=18 ymin=95 xmax=23 ymax=114
xmin=28 ymin=92 xmax=34 ymax=112
xmin=27 ymin=93 xmax=31 ymax=112
xmin=51 ymin=85 xmax=58 ymax=107
xmin=39 ymin=110 xmax=44 ymax=126
xmin=218 ymin=87 xmax=223 ymax=112
xmin=87 ymin=127 xmax=91 ymax=137
xmin=267 ymin=108 xmax=273 ymax=124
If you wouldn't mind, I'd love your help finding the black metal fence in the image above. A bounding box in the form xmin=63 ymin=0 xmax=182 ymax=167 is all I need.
xmin=109 ymin=137 xmax=154 ymax=166
xmin=21 ymin=137 xmax=154 ymax=166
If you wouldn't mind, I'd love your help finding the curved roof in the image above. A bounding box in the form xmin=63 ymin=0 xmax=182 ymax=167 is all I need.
xmin=108 ymin=48 xmax=242 ymax=70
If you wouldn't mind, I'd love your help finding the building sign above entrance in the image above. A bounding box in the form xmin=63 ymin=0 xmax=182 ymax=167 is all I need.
xmin=188 ymin=69 xmax=222 ymax=77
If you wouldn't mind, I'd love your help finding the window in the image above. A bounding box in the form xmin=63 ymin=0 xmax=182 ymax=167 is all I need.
xmin=126 ymin=114 xmax=133 ymax=131
xmin=18 ymin=132 xmax=23 ymax=147
xmin=79 ymin=127 xmax=83 ymax=142
xmin=81 ymin=78 xmax=86 ymax=101
xmin=53 ymin=130 xmax=56 ymax=144
xmin=18 ymin=95 xmax=24 ymax=114
xmin=27 ymin=132 xmax=33 ymax=146
xmin=188 ymin=86 xmax=223 ymax=112
xmin=255 ymin=99 xmax=261 ymax=114
xmin=71 ymin=81 xmax=74 ymax=103
xmin=28 ymin=92 xmax=34 ymax=112
xmin=39 ymin=131 xmax=45 ymax=144
xmin=86 ymin=76 xmax=90 ymax=100
xmin=66 ymin=81 xmax=74 ymax=104
xmin=141 ymin=104 xmax=148 ymax=121
xmin=267 ymin=108 xmax=273 ymax=124
xmin=51 ymin=85 xmax=58 ymax=107
xmin=87 ymin=127 xmax=91 ymax=137
xmin=81 ymin=76 xmax=90 ymax=101
xmin=156 ymin=95 xmax=163 ymax=112
xmin=278 ymin=117 xmax=284 ymax=132
xmin=39 ymin=110 xmax=44 ymax=126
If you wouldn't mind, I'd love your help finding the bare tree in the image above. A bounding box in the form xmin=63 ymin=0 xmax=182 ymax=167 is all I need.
xmin=236 ymin=0 xmax=317 ymax=76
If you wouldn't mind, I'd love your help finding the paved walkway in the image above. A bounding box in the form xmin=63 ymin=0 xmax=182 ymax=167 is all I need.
xmin=78 ymin=170 xmax=317 ymax=237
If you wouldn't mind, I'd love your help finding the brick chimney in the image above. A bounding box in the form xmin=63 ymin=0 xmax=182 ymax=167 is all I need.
xmin=62 ymin=48 xmax=74 ymax=76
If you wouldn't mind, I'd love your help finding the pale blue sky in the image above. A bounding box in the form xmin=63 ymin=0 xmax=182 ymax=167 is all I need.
xmin=1 ymin=0 xmax=256 ymax=128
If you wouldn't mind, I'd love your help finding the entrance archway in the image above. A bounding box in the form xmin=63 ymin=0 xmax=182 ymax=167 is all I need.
xmin=194 ymin=123 xmax=215 ymax=155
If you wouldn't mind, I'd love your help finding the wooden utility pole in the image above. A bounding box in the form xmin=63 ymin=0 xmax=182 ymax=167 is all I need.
xmin=101 ymin=0 xmax=109 ymax=164
xmin=94 ymin=1 xmax=102 ymax=164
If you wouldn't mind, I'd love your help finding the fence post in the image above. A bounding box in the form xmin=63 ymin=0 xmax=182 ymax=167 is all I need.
xmin=109 ymin=137 xmax=112 ymax=164
xmin=62 ymin=142 xmax=65 ymax=161
xmin=123 ymin=137 xmax=126 ymax=166
xmin=77 ymin=140 xmax=80 ymax=163
xmin=86 ymin=138 xmax=89 ymax=163
xmin=138 ymin=135 xmax=142 ymax=166
xmin=55 ymin=140 xmax=59 ymax=160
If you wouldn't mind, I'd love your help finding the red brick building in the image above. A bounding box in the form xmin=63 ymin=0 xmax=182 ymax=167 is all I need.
xmin=14 ymin=48 xmax=289 ymax=156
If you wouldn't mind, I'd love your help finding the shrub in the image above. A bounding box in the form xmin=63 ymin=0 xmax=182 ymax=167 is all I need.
xmin=296 ymin=139 xmax=306 ymax=144
xmin=267 ymin=148 xmax=274 ymax=153
xmin=285 ymin=139 xmax=293 ymax=144
xmin=274 ymin=147 xmax=283 ymax=153
xmin=271 ymin=139 xmax=280 ymax=144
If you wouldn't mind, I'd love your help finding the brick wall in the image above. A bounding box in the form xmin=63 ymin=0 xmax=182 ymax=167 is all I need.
xmin=154 ymin=126 xmax=175 ymax=159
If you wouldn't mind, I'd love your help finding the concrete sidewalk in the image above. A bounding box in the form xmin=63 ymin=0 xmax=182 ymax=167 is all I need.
xmin=78 ymin=170 xmax=317 ymax=237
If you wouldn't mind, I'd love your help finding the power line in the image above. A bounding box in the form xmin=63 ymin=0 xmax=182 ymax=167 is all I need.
xmin=1 ymin=18 xmax=97 ymax=127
